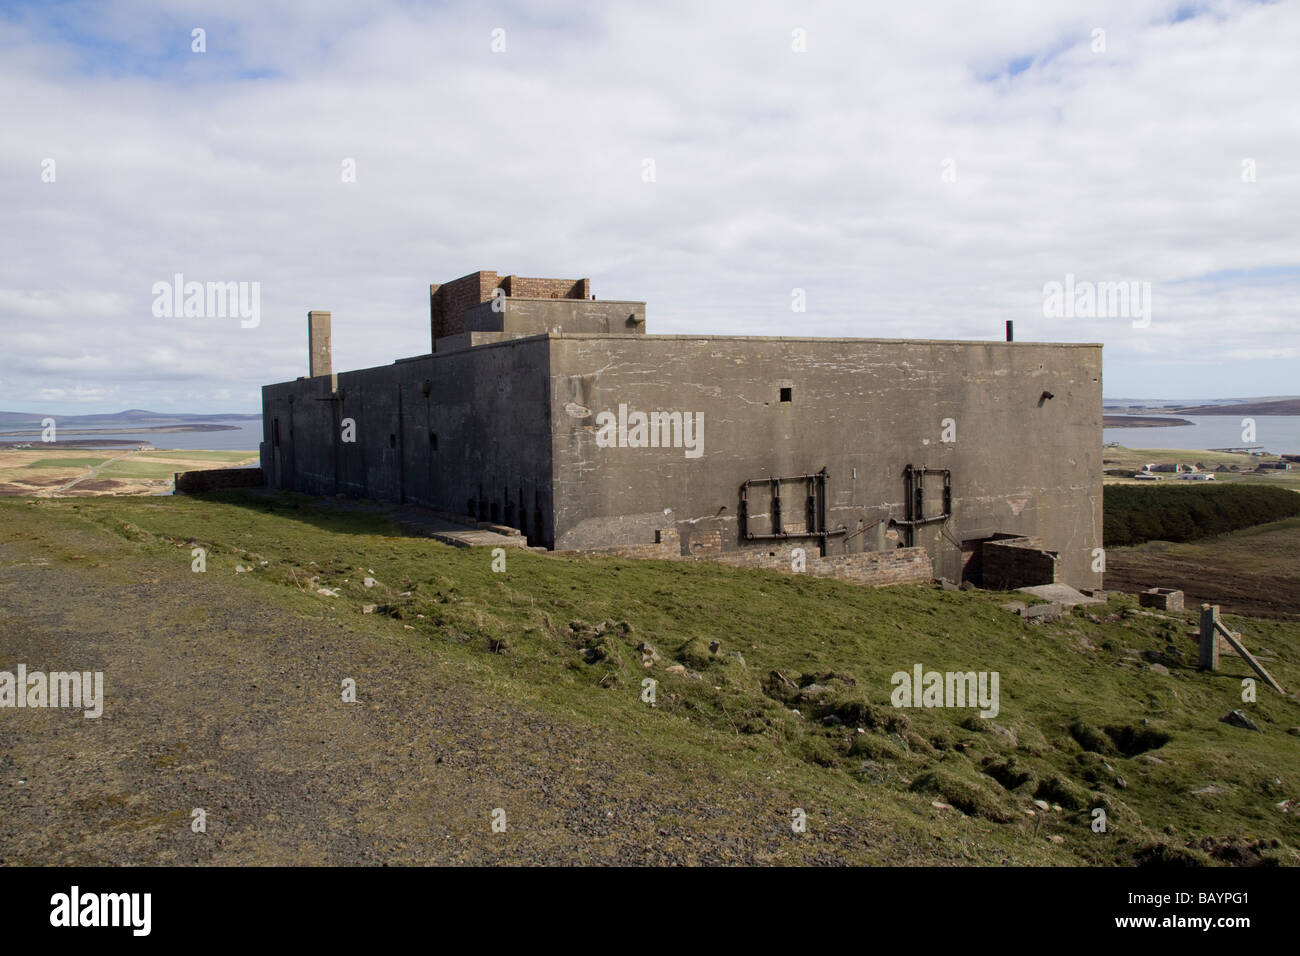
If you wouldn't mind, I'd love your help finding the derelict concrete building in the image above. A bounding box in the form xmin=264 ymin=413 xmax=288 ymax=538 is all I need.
xmin=260 ymin=271 xmax=1103 ymax=589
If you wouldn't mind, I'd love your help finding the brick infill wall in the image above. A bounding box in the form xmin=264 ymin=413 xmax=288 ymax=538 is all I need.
xmin=560 ymin=532 xmax=932 ymax=587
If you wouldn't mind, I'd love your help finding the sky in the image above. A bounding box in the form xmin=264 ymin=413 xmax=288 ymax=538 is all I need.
xmin=1 ymin=0 xmax=1297 ymax=415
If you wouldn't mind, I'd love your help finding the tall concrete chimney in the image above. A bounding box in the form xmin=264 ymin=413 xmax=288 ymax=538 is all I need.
xmin=308 ymin=311 xmax=332 ymax=377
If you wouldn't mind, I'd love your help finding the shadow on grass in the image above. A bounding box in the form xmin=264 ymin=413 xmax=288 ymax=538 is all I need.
xmin=182 ymin=488 xmax=418 ymax=539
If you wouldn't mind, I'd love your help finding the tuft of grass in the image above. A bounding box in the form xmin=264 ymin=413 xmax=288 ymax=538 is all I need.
xmin=1035 ymin=773 xmax=1093 ymax=811
xmin=677 ymin=636 xmax=719 ymax=669
xmin=910 ymin=764 xmax=1017 ymax=822
xmin=849 ymin=733 xmax=906 ymax=761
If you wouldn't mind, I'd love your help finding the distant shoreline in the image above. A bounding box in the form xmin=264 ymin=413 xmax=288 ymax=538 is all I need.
xmin=0 ymin=423 xmax=240 ymax=438
xmin=1102 ymin=415 xmax=1193 ymax=428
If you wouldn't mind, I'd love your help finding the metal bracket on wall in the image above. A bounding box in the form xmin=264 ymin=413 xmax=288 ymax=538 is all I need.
xmin=896 ymin=464 xmax=953 ymax=546
xmin=738 ymin=468 xmax=844 ymax=543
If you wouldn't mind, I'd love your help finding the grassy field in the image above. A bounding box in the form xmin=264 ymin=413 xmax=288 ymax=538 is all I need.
xmin=0 ymin=446 xmax=256 ymax=496
xmin=4 ymin=490 xmax=1297 ymax=865
xmin=1103 ymin=446 xmax=1300 ymax=491
xmin=20 ymin=456 xmax=112 ymax=469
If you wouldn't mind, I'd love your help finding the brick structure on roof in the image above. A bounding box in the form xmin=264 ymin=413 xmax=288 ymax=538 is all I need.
xmin=429 ymin=271 xmax=590 ymax=348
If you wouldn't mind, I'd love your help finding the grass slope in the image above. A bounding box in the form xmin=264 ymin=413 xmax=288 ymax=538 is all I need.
xmin=6 ymin=491 xmax=1299 ymax=866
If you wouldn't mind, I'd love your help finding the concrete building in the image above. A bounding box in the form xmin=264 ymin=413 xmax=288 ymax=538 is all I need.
xmin=261 ymin=271 xmax=1103 ymax=588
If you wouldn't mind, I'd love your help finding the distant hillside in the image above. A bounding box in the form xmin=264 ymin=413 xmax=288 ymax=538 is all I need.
xmin=1102 ymin=415 xmax=1191 ymax=427
xmin=1170 ymin=398 xmax=1300 ymax=416
xmin=0 ymin=409 xmax=260 ymax=426
xmin=1104 ymin=396 xmax=1300 ymax=413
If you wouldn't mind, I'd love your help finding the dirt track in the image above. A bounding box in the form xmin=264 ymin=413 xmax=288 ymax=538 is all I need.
xmin=1104 ymin=521 xmax=1300 ymax=620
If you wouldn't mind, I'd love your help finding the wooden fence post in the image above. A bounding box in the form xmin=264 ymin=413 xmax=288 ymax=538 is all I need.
xmin=1198 ymin=602 xmax=1286 ymax=694
xmin=1199 ymin=603 xmax=1220 ymax=671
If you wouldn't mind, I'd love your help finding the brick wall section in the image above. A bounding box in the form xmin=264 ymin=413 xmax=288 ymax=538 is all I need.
xmin=1139 ymin=588 xmax=1184 ymax=611
xmin=175 ymin=467 xmax=264 ymax=492
xmin=501 ymin=276 xmax=589 ymax=300
xmin=572 ymin=533 xmax=932 ymax=588
xmin=710 ymin=545 xmax=933 ymax=587
xmin=430 ymin=271 xmax=591 ymax=347
xmin=687 ymin=529 xmax=722 ymax=556
xmin=981 ymin=536 xmax=1058 ymax=590
xmin=819 ymin=549 xmax=933 ymax=586
xmin=579 ymin=528 xmax=681 ymax=559
xmin=430 ymin=272 xmax=501 ymax=344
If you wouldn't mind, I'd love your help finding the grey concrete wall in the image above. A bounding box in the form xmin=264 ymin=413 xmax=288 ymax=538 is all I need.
xmin=434 ymin=331 xmax=535 ymax=353
xmin=546 ymin=334 xmax=1102 ymax=588
xmin=462 ymin=299 xmax=646 ymax=336
xmin=175 ymin=466 xmax=265 ymax=493
xmin=262 ymin=336 xmax=557 ymax=546
xmin=261 ymin=329 xmax=1103 ymax=587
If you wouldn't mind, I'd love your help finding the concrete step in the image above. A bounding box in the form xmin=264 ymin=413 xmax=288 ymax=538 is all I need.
xmin=428 ymin=529 xmax=530 ymax=549
xmin=1017 ymin=583 xmax=1105 ymax=608
xmin=476 ymin=522 xmax=522 ymax=535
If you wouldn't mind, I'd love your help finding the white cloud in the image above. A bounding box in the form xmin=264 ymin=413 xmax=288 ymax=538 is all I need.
xmin=1 ymin=0 xmax=1297 ymax=413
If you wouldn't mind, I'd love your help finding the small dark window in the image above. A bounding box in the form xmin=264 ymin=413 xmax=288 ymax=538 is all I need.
xmin=272 ymin=418 xmax=280 ymax=446
xmin=780 ymin=387 xmax=792 ymax=404
xmin=389 ymin=433 xmax=397 ymax=449
xmin=430 ymin=432 xmax=438 ymax=450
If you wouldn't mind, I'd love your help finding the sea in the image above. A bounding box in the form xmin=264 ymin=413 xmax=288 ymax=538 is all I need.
xmin=11 ymin=413 xmax=1300 ymax=456
xmin=1104 ymin=415 xmax=1300 ymax=455
xmin=15 ymin=419 xmax=263 ymax=451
